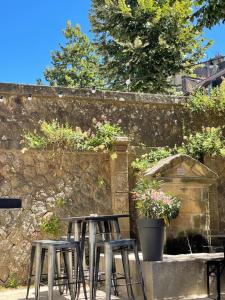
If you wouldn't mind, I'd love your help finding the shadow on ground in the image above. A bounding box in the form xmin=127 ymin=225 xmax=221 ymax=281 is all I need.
xmin=0 ymin=286 xmax=121 ymax=300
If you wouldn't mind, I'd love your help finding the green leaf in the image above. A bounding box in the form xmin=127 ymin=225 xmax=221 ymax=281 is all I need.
xmin=90 ymin=0 xmax=209 ymax=93
xmin=44 ymin=21 xmax=104 ymax=89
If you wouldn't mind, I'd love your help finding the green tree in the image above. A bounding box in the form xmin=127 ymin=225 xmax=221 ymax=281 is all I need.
xmin=90 ymin=0 xmax=210 ymax=93
xmin=44 ymin=21 xmax=103 ymax=88
xmin=193 ymin=0 xmax=225 ymax=29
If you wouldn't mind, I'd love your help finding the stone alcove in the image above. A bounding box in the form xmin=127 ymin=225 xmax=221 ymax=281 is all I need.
xmin=144 ymin=154 xmax=218 ymax=240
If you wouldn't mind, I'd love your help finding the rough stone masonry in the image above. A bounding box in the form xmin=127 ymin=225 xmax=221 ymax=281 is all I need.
xmin=0 ymin=82 xmax=224 ymax=285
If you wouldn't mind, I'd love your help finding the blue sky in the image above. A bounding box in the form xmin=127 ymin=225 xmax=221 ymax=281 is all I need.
xmin=0 ymin=0 xmax=224 ymax=85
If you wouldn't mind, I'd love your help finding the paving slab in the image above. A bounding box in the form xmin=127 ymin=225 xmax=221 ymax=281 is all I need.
xmin=0 ymin=286 xmax=121 ymax=300
xmin=1 ymin=286 xmax=225 ymax=300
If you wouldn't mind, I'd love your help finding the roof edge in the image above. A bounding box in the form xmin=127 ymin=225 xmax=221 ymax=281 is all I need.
xmin=144 ymin=154 xmax=218 ymax=179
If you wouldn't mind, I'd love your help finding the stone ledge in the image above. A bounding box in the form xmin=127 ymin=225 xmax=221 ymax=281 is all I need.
xmin=117 ymin=252 xmax=224 ymax=262
xmin=144 ymin=154 xmax=218 ymax=180
xmin=0 ymin=82 xmax=187 ymax=105
xmin=100 ymin=252 xmax=224 ymax=300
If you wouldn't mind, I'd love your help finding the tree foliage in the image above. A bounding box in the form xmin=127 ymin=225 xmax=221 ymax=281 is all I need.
xmin=90 ymin=0 xmax=210 ymax=93
xmin=188 ymin=79 xmax=225 ymax=114
xmin=193 ymin=0 xmax=225 ymax=29
xmin=44 ymin=21 xmax=103 ymax=88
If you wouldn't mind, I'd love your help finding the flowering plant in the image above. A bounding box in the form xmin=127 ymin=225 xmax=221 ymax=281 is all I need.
xmin=132 ymin=179 xmax=180 ymax=225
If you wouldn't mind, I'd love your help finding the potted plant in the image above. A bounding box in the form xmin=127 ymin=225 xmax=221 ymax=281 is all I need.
xmin=132 ymin=178 xmax=181 ymax=261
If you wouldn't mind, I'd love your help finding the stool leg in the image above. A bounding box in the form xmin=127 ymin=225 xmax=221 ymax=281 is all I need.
xmin=77 ymin=222 xmax=87 ymax=299
xmin=76 ymin=245 xmax=88 ymax=300
xmin=63 ymin=248 xmax=75 ymax=300
xmin=48 ymin=245 xmax=56 ymax=300
xmin=105 ymin=243 xmax=113 ymax=300
xmin=34 ymin=244 xmax=42 ymax=300
xmin=121 ymin=248 xmax=134 ymax=300
xmin=72 ymin=248 xmax=81 ymax=299
xmin=26 ymin=245 xmax=35 ymax=299
xmin=55 ymin=250 xmax=63 ymax=295
xmin=133 ymin=241 xmax=147 ymax=300
xmin=93 ymin=247 xmax=101 ymax=299
xmin=74 ymin=249 xmax=79 ymax=299
xmin=76 ymin=242 xmax=88 ymax=298
xmin=112 ymin=257 xmax=119 ymax=296
xmin=40 ymin=248 xmax=46 ymax=283
xmin=206 ymin=263 xmax=210 ymax=297
xmin=216 ymin=264 xmax=221 ymax=300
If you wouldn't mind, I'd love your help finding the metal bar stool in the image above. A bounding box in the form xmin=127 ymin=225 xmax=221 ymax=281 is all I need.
xmin=206 ymin=258 xmax=224 ymax=300
xmin=94 ymin=238 xmax=147 ymax=300
xmin=65 ymin=220 xmax=89 ymax=299
xmin=93 ymin=218 xmax=147 ymax=300
xmin=26 ymin=240 xmax=87 ymax=300
xmin=63 ymin=214 xmax=132 ymax=300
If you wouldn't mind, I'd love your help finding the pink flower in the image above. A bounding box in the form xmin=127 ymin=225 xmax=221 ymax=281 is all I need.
xmin=164 ymin=197 xmax=172 ymax=205
xmin=151 ymin=190 xmax=159 ymax=201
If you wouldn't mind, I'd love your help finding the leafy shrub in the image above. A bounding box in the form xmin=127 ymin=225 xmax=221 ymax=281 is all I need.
xmin=132 ymin=178 xmax=180 ymax=225
xmin=131 ymin=147 xmax=173 ymax=171
xmin=24 ymin=119 xmax=124 ymax=152
xmin=5 ymin=274 xmax=19 ymax=288
xmin=40 ymin=215 xmax=61 ymax=238
xmin=132 ymin=127 xmax=225 ymax=172
xmin=55 ymin=197 xmax=66 ymax=208
xmin=97 ymin=176 xmax=106 ymax=188
xmin=42 ymin=120 xmax=88 ymax=151
xmin=40 ymin=120 xmax=75 ymax=149
xmin=86 ymin=121 xmax=123 ymax=150
xmin=23 ymin=132 xmax=47 ymax=149
xmin=179 ymin=126 xmax=225 ymax=161
xmin=188 ymin=79 xmax=225 ymax=114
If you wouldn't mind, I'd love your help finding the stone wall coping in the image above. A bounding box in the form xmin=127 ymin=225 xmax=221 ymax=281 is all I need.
xmin=144 ymin=154 xmax=218 ymax=179
xmin=0 ymin=148 xmax=111 ymax=156
xmin=151 ymin=176 xmax=218 ymax=183
xmin=0 ymin=208 xmax=21 ymax=211
xmin=0 ymin=82 xmax=187 ymax=105
xmin=113 ymin=136 xmax=130 ymax=143
xmin=112 ymin=252 xmax=224 ymax=262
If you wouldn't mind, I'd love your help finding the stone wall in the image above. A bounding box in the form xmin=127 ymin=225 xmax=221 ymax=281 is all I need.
xmin=111 ymin=252 xmax=225 ymax=300
xmin=0 ymin=82 xmax=224 ymax=284
xmin=0 ymin=83 xmax=224 ymax=150
xmin=204 ymin=156 xmax=225 ymax=233
xmin=144 ymin=155 xmax=218 ymax=239
xmin=129 ymin=153 xmax=224 ymax=241
xmin=0 ymin=149 xmax=112 ymax=284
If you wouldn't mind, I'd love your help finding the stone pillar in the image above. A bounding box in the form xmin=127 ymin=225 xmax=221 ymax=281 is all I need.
xmin=110 ymin=137 xmax=130 ymax=236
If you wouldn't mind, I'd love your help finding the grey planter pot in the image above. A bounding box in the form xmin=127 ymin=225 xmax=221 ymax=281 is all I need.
xmin=137 ymin=218 xmax=165 ymax=261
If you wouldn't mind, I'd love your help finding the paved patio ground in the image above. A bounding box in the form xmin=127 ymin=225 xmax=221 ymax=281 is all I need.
xmin=0 ymin=286 xmax=224 ymax=300
xmin=0 ymin=286 xmax=121 ymax=300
